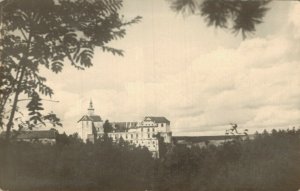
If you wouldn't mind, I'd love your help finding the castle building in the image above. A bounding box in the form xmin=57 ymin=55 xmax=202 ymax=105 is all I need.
xmin=78 ymin=101 xmax=172 ymax=158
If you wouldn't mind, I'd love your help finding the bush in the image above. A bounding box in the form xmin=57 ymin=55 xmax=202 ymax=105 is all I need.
xmin=154 ymin=128 xmax=300 ymax=191
xmin=0 ymin=137 xmax=154 ymax=191
xmin=1 ymin=128 xmax=299 ymax=191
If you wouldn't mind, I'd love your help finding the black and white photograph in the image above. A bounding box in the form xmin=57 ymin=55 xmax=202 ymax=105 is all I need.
xmin=0 ymin=0 xmax=300 ymax=190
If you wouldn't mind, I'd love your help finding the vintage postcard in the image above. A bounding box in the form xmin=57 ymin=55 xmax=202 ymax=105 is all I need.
xmin=0 ymin=0 xmax=299 ymax=191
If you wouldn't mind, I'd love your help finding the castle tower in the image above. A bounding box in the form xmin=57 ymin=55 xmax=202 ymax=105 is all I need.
xmin=78 ymin=100 xmax=104 ymax=142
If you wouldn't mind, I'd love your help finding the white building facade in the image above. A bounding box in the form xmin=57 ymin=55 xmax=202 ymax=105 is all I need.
xmin=78 ymin=101 xmax=172 ymax=158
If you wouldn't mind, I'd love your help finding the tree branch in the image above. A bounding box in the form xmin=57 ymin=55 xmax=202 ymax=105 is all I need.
xmin=58 ymin=36 xmax=85 ymax=70
xmin=20 ymin=28 xmax=28 ymax=41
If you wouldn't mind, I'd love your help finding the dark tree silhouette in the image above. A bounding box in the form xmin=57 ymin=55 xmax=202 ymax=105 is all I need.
xmin=103 ymin=119 xmax=113 ymax=134
xmin=0 ymin=0 xmax=141 ymax=140
xmin=168 ymin=0 xmax=270 ymax=39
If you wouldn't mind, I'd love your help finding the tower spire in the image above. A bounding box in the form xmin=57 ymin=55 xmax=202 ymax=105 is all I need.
xmin=89 ymin=99 xmax=93 ymax=109
xmin=88 ymin=99 xmax=94 ymax=116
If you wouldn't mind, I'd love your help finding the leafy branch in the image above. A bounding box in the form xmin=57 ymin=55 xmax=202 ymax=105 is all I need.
xmin=168 ymin=0 xmax=270 ymax=39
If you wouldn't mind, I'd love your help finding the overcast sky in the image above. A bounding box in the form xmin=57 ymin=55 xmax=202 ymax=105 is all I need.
xmin=40 ymin=1 xmax=300 ymax=136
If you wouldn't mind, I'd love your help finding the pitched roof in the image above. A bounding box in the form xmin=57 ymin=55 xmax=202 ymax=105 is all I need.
xmin=173 ymin=135 xmax=246 ymax=143
xmin=144 ymin=116 xmax=170 ymax=124
xmin=111 ymin=122 xmax=138 ymax=132
xmin=16 ymin=130 xmax=56 ymax=140
xmin=78 ymin=115 xmax=102 ymax=122
xmin=89 ymin=115 xmax=102 ymax=122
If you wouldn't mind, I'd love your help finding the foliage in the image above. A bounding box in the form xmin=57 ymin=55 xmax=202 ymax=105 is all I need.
xmin=153 ymin=128 xmax=300 ymax=191
xmin=26 ymin=91 xmax=44 ymax=125
xmin=0 ymin=0 xmax=141 ymax=139
xmin=0 ymin=134 xmax=154 ymax=191
xmin=154 ymin=133 xmax=169 ymax=158
xmin=168 ymin=0 xmax=270 ymax=39
xmin=0 ymin=128 xmax=299 ymax=191
xmin=55 ymin=132 xmax=83 ymax=145
xmin=103 ymin=119 xmax=113 ymax=134
xmin=15 ymin=112 xmax=62 ymax=132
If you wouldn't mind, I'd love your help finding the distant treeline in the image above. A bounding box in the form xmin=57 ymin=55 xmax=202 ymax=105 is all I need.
xmin=0 ymin=128 xmax=300 ymax=191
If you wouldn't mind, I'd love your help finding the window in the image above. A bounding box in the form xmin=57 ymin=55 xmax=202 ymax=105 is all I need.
xmin=147 ymin=128 xmax=150 ymax=132
xmin=125 ymin=134 xmax=128 ymax=139
xmin=131 ymin=134 xmax=133 ymax=139
xmin=161 ymin=123 xmax=163 ymax=127
xmin=152 ymin=128 xmax=155 ymax=132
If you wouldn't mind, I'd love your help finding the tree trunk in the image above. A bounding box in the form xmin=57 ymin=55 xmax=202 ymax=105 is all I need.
xmin=5 ymin=65 xmax=26 ymax=141
xmin=5 ymin=28 xmax=32 ymax=141
xmin=0 ymin=66 xmax=21 ymax=129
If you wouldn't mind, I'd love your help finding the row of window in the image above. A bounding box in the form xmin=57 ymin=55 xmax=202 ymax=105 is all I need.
xmin=141 ymin=127 xmax=155 ymax=132
xmin=109 ymin=133 xmax=155 ymax=140
xmin=141 ymin=123 xmax=165 ymax=127
xmin=105 ymin=137 xmax=158 ymax=149
xmin=130 ymin=140 xmax=157 ymax=147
